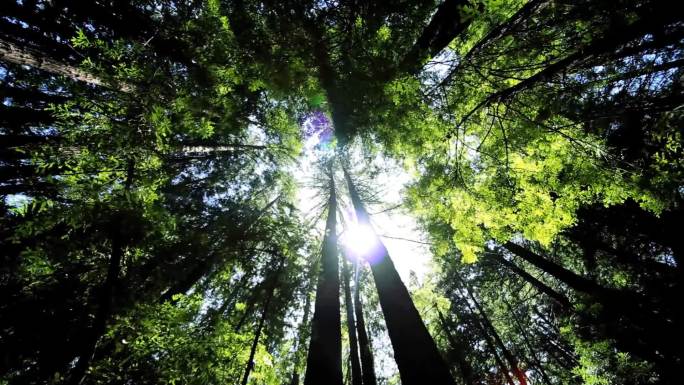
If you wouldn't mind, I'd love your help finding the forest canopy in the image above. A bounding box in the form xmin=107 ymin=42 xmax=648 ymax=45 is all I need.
xmin=1 ymin=1 xmax=682 ymax=384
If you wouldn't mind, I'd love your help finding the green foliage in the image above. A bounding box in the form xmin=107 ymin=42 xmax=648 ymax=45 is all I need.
xmin=1 ymin=0 xmax=681 ymax=384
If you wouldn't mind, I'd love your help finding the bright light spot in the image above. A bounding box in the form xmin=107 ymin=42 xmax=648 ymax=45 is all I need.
xmin=341 ymin=224 xmax=378 ymax=259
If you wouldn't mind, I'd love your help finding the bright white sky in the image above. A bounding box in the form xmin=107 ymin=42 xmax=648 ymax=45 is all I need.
xmin=294 ymin=130 xmax=432 ymax=285
xmin=293 ymin=128 xmax=434 ymax=381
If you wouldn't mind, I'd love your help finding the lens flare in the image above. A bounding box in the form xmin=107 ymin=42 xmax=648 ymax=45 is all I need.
xmin=341 ymin=223 xmax=378 ymax=260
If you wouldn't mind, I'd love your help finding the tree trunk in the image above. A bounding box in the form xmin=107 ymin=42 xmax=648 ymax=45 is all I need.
xmin=398 ymin=0 xmax=472 ymax=75
xmin=343 ymin=167 xmax=455 ymax=385
xmin=353 ymin=262 xmax=377 ymax=385
xmin=436 ymin=308 xmax=476 ymax=385
xmin=240 ymin=257 xmax=284 ymax=385
xmin=304 ymin=162 xmax=343 ymax=385
xmin=488 ymin=251 xmax=571 ymax=309
xmin=65 ymin=160 xmax=134 ymax=385
xmin=158 ymin=195 xmax=282 ymax=304
xmin=342 ymin=259 xmax=362 ymax=385
xmin=289 ymin=266 xmax=315 ymax=385
xmin=503 ymin=300 xmax=553 ymax=385
xmin=0 ymin=37 xmax=131 ymax=91
xmin=503 ymin=242 xmax=607 ymax=296
xmin=460 ymin=297 xmax=514 ymax=385
xmin=460 ymin=279 xmax=527 ymax=385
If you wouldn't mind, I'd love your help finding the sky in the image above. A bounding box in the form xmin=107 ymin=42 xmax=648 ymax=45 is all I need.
xmin=293 ymin=117 xmax=435 ymax=381
xmin=294 ymin=120 xmax=433 ymax=285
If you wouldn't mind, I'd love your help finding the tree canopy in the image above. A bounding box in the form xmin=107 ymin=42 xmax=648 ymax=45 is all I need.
xmin=1 ymin=1 xmax=681 ymax=384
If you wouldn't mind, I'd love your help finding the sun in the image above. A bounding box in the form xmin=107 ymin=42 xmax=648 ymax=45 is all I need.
xmin=341 ymin=223 xmax=378 ymax=260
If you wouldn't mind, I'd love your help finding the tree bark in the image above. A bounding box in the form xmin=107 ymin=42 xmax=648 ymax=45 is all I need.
xmin=342 ymin=259 xmax=362 ymax=385
xmin=304 ymin=162 xmax=343 ymax=385
xmin=503 ymin=242 xmax=605 ymax=296
xmin=436 ymin=308 xmax=475 ymax=385
xmin=503 ymin=300 xmax=553 ymax=385
xmin=353 ymin=262 xmax=377 ymax=385
xmin=487 ymin=251 xmax=571 ymax=309
xmin=0 ymin=37 xmax=131 ymax=91
xmin=460 ymin=296 xmax=514 ymax=385
xmin=344 ymin=167 xmax=456 ymax=385
xmin=454 ymin=6 xmax=683 ymax=127
xmin=458 ymin=277 xmax=526 ymax=385
xmin=289 ymin=266 xmax=315 ymax=385
xmin=504 ymin=241 xmax=679 ymax=379
xmin=240 ymin=256 xmax=284 ymax=385
xmin=65 ymin=160 xmax=134 ymax=385
xmin=398 ymin=0 xmax=473 ymax=75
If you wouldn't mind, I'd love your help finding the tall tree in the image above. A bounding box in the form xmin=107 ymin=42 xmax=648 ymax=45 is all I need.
xmin=343 ymin=166 xmax=456 ymax=385
xmin=353 ymin=263 xmax=377 ymax=385
xmin=240 ymin=254 xmax=285 ymax=385
xmin=342 ymin=258 xmax=362 ymax=385
xmin=304 ymin=161 xmax=343 ymax=385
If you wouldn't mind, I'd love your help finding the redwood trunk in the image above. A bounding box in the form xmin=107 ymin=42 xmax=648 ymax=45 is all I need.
xmin=240 ymin=258 xmax=284 ymax=385
xmin=489 ymin=251 xmax=571 ymax=309
xmin=344 ymin=168 xmax=455 ymax=385
xmin=304 ymin=165 xmax=343 ymax=385
xmin=436 ymin=309 xmax=476 ymax=385
xmin=342 ymin=259 xmax=362 ymax=385
xmin=0 ymin=37 xmax=130 ymax=91
xmin=353 ymin=263 xmax=377 ymax=385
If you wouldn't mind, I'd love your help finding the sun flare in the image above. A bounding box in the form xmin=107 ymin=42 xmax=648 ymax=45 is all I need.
xmin=341 ymin=223 xmax=378 ymax=259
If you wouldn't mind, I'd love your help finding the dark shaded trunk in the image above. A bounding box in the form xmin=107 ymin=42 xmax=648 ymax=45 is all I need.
xmin=398 ymin=0 xmax=473 ymax=75
xmin=500 ymin=243 xmax=681 ymax=382
xmin=465 ymin=287 xmax=527 ymax=385
xmin=158 ymin=195 xmax=281 ymax=303
xmin=344 ymin=168 xmax=455 ymax=385
xmin=0 ymin=103 xmax=55 ymax=129
xmin=198 ymin=270 xmax=253 ymax=332
xmin=488 ymin=251 xmax=571 ymax=309
xmin=503 ymin=300 xmax=553 ymax=385
xmin=289 ymin=268 xmax=315 ymax=385
xmin=234 ymin=283 xmax=262 ymax=333
xmin=0 ymin=37 xmax=130 ymax=91
xmin=342 ymin=259 xmax=362 ymax=385
xmin=353 ymin=262 xmax=377 ymax=385
xmin=457 ymin=276 xmax=526 ymax=385
xmin=65 ymin=160 xmax=134 ymax=385
xmin=304 ymin=164 xmax=343 ymax=385
xmin=240 ymin=257 xmax=284 ymax=385
xmin=463 ymin=0 xmax=546 ymax=61
xmin=503 ymin=242 xmax=607 ymax=296
xmin=0 ymin=134 xmax=60 ymax=149
xmin=460 ymin=297 xmax=514 ymax=385
xmin=436 ymin=309 xmax=475 ymax=385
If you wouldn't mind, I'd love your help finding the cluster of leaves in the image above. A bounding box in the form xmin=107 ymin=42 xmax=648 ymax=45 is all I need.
xmin=0 ymin=1 xmax=318 ymax=384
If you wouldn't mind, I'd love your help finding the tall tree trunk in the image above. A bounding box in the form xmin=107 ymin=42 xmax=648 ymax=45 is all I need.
xmin=458 ymin=276 xmax=527 ymax=385
xmin=304 ymin=162 xmax=343 ymax=385
xmin=503 ymin=241 xmax=678 ymax=352
xmin=503 ymin=242 xmax=605 ymax=296
xmin=503 ymin=300 xmax=553 ymax=385
xmin=65 ymin=160 xmax=135 ymax=385
xmin=0 ymin=37 xmax=131 ymax=91
xmin=200 ymin=269 xmax=252 ymax=331
xmin=290 ymin=267 xmax=315 ymax=385
xmin=240 ymin=256 xmax=284 ymax=385
xmin=343 ymin=167 xmax=456 ymax=385
xmin=158 ymin=194 xmax=282 ymax=304
xmin=398 ymin=0 xmax=472 ymax=75
xmin=353 ymin=262 xmax=377 ymax=385
xmin=342 ymin=259 xmax=362 ymax=385
xmin=436 ymin=308 xmax=476 ymax=385
xmin=488 ymin=251 xmax=571 ymax=309
xmin=460 ymin=296 xmax=514 ymax=385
